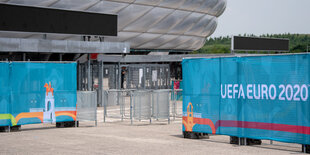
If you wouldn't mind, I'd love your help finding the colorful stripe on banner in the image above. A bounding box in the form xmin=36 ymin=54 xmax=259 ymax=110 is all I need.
xmin=183 ymin=117 xmax=310 ymax=135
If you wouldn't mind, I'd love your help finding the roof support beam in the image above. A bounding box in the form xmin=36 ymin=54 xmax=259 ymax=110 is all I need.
xmin=0 ymin=37 xmax=130 ymax=54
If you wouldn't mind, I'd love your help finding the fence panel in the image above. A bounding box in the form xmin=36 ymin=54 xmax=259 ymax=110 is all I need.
xmin=132 ymin=90 xmax=152 ymax=122
xmin=152 ymin=89 xmax=170 ymax=123
xmin=106 ymin=89 xmax=120 ymax=106
xmin=0 ymin=63 xmax=11 ymax=126
xmin=103 ymin=89 xmax=131 ymax=122
xmin=182 ymin=54 xmax=310 ymax=145
xmin=105 ymin=65 xmax=117 ymax=89
xmin=102 ymin=89 xmax=173 ymax=124
xmin=0 ymin=62 xmax=77 ymax=127
xmin=172 ymin=89 xmax=183 ymax=118
xmin=76 ymin=91 xmax=97 ymax=124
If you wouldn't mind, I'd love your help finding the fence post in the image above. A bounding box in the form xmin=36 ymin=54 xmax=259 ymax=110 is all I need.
xmin=95 ymin=92 xmax=97 ymax=127
xmin=76 ymin=91 xmax=78 ymax=127
xmin=98 ymin=62 xmax=102 ymax=125
xmin=98 ymin=61 xmax=102 ymax=107
xmin=149 ymin=91 xmax=152 ymax=124
xmin=130 ymin=90 xmax=133 ymax=125
xmin=104 ymin=90 xmax=107 ymax=123
xmin=75 ymin=91 xmax=79 ymax=127
xmin=82 ymin=64 xmax=85 ymax=90
xmin=121 ymin=91 xmax=123 ymax=122
xmin=143 ymin=66 xmax=146 ymax=89
xmin=168 ymin=90 xmax=170 ymax=124
xmin=78 ymin=63 xmax=81 ymax=91
xmin=118 ymin=62 xmax=121 ymax=89
xmin=156 ymin=91 xmax=159 ymax=121
xmin=87 ymin=54 xmax=91 ymax=91
xmin=139 ymin=93 xmax=141 ymax=122
xmin=151 ymin=91 xmax=154 ymax=119
xmin=173 ymin=89 xmax=177 ymax=120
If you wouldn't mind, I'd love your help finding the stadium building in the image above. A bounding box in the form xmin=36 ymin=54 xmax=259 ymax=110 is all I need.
xmin=0 ymin=0 xmax=227 ymax=90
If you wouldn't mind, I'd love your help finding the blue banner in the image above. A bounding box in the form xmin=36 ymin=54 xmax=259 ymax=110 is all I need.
xmin=0 ymin=62 xmax=77 ymax=126
xmin=182 ymin=54 xmax=310 ymax=145
xmin=0 ymin=63 xmax=11 ymax=126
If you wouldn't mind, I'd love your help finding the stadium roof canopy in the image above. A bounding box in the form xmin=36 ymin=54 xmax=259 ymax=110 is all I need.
xmin=0 ymin=0 xmax=226 ymax=51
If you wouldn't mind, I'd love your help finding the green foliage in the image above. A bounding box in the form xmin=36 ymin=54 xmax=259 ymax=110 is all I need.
xmin=195 ymin=44 xmax=230 ymax=54
xmin=193 ymin=34 xmax=310 ymax=54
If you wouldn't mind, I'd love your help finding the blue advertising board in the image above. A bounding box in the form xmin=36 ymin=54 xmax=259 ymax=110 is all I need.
xmin=0 ymin=62 xmax=77 ymax=127
xmin=182 ymin=54 xmax=310 ymax=145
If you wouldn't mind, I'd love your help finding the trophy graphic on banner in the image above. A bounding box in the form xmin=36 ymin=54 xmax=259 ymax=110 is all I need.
xmin=43 ymin=82 xmax=56 ymax=123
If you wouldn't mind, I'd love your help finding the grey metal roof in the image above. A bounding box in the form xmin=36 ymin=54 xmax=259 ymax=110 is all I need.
xmin=94 ymin=53 xmax=310 ymax=63
xmin=95 ymin=54 xmax=250 ymax=63
xmin=0 ymin=37 xmax=130 ymax=53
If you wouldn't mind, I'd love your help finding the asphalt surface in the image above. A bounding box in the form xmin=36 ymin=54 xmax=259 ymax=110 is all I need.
xmin=0 ymin=117 xmax=305 ymax=155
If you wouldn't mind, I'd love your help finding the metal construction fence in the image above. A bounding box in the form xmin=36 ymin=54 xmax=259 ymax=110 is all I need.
xmin=76 ymin=91 xmax=97 ymax=126
xmin=172 ymin=89 xmax=183 ymax=118
xmin=152 ymin=89 xmax=170 ymax=123
xmin=102 ymin=89 xmax=131 ymax=122
xmin=132 ymin=90 xmax=152 ymax=123
xmin=102 ymin=89 xmax=176 ymax=124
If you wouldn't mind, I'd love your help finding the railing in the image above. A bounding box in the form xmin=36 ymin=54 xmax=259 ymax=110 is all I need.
xmin=172 ymin=89 xmax=183 ymax=119
xmin=102 ymin=89 xmax=132 ymax=122
xmin=76 ymin=91 xmax=97 ymax=126
xmin=102 ymin=89 xmax=173 ymax=125
xmin=152 ymin=89 xmax=170 ymax=123
xmin=131 ymin=90 xmax=152 ymax=124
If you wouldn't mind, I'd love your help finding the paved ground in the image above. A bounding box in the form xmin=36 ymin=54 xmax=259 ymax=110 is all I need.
xmin=0 ymin=101 xmax=306 ymax=154
xmin=0 ymin=117 xmax=305 ymax=155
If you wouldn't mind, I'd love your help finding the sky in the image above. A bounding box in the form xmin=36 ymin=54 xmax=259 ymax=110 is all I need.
xmin=212 ymin=0 xmax=310 ymax=37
